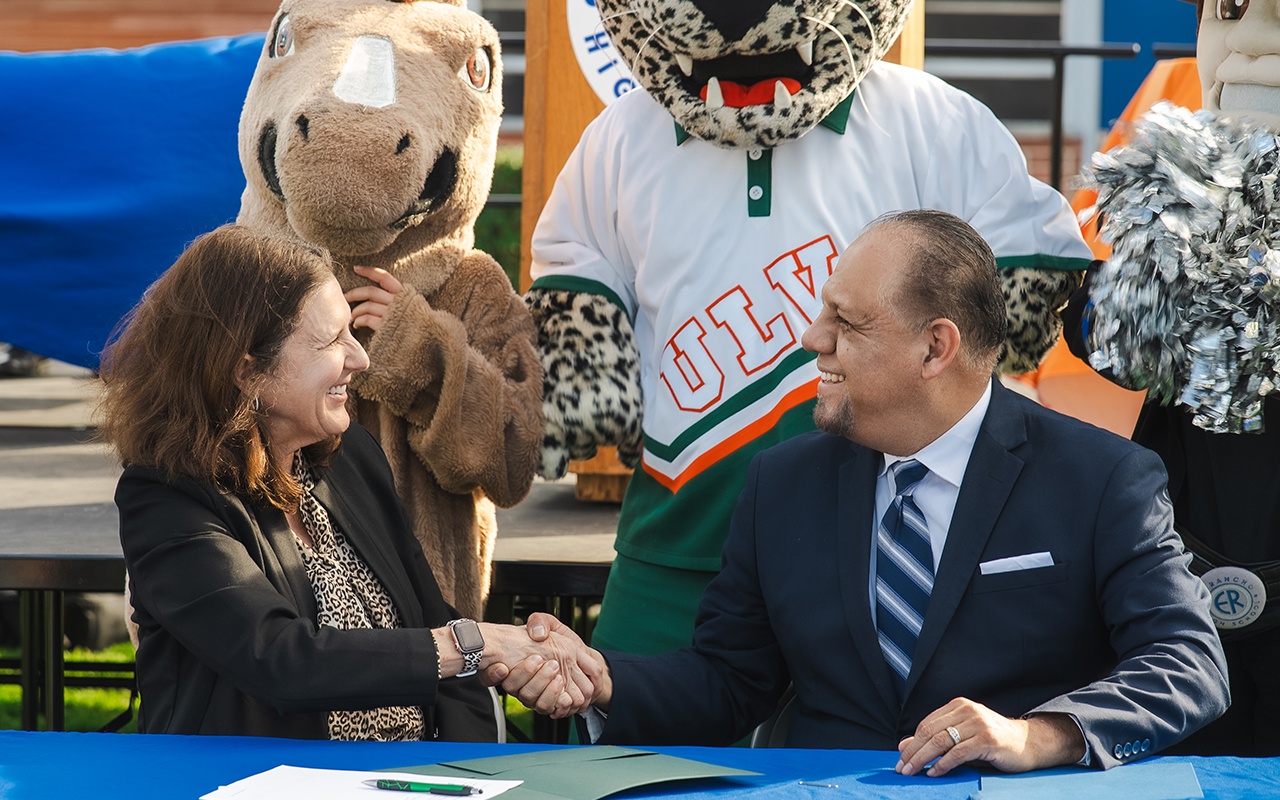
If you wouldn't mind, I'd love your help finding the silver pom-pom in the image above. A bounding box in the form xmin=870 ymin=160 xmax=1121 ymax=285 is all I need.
xmin=1082 ymin=102 xmax=1280 ymax=434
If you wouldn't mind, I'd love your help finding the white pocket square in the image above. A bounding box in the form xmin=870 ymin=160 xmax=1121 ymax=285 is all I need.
xmin=979 ymin=552 xmax=1055 ymax=575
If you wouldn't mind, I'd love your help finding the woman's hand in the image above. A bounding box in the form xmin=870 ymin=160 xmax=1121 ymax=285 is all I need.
xmin=346 ymin=265 xmax=402 ymax=331
xmin=480 ymin=614 xmax=609 ymax=718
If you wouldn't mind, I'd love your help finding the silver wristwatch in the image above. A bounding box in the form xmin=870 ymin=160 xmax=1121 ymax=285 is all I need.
xmin=447 ymin=618 xmax=485 ymax=678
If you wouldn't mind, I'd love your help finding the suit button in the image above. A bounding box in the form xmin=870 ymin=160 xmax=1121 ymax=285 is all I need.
xmin=1114 ymin=744 xmax=1124 ymax=759
xmin=1142 ymin=739 xmax=1151 ymax=752
xmin=1123 ymin=743 xmax=1132 ymax=756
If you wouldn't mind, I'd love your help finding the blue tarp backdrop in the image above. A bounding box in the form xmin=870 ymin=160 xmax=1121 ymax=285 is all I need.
xmin=0 ymin=34 xmax=265 ymax=369
xmin=1101 ymin=0 xmax=1197 ymax=129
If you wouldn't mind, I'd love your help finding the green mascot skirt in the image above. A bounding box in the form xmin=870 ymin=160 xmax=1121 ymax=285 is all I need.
xmin=589 ymin=554 xmax=719 ymax=655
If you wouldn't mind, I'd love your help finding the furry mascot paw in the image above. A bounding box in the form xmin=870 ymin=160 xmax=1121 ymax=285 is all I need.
xmin=236 ymin=0 xmax=542 ymax=619
xmin=999 ymin=268 xmax=1082 ymax=375
xmin=526 ymin=289 xmax=643 ymax=479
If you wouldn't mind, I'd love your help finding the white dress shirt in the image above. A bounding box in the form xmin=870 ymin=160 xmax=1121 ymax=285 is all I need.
xmin=868 ymin=380 xmax=992 ymax=613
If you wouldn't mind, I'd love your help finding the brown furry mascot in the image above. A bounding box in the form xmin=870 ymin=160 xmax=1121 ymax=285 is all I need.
xmin=237 ymin=0 xmax=542 ymax=619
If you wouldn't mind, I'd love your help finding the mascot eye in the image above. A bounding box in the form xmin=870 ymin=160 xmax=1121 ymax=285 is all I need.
xmin=1217 ymin=0 xmax=1249 ymax=19
xmin=270 ymin=14 xmax=296 ymax=58
xmin=461 ymin=47 xmax=492 ymax=92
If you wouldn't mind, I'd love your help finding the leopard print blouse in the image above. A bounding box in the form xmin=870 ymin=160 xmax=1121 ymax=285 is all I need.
xmin=294 ymin=457 xmax=427 ymax=741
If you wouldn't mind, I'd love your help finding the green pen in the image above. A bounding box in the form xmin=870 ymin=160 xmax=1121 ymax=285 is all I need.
xmin=362 ymin=779 xmax=482 ymax=795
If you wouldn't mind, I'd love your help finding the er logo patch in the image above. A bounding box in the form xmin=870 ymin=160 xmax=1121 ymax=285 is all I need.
xmin=1202 ymin=566 xmax=1267 ymax=630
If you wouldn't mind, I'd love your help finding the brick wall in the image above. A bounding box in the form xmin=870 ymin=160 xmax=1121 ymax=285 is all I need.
xmin=1016 ymin=135 xmax=1084 ymax=194
xmin=0 ymin=1 xmax=278 ymax=53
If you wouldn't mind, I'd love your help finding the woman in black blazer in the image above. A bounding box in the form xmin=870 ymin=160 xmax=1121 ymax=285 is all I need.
xmin=99 ymin=226 xmax=589 ymax=740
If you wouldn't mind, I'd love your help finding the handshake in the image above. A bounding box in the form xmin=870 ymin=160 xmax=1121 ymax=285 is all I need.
xmin=474 ymin=613 xmax=612 ymax=719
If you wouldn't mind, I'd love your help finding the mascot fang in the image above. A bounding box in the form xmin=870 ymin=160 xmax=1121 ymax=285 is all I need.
xmin=528 ymin=0 xmax=1095 ymax=655
xmin=238 ymin=0 xmax=542 ymax=620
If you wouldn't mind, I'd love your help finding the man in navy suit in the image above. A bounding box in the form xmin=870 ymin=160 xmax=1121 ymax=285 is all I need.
xmin=493 ymin=210 xmax=1228 ymax=774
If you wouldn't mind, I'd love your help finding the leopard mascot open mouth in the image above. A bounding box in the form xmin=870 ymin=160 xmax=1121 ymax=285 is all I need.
xmin=598 ymin=0 xmax=911 ymax=147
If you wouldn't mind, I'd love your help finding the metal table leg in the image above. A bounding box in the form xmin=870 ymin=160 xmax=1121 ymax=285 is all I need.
xmin=18 ymin=589 xmax=44 ymax=730
xmin=44 ymin=589 xmax=65 ymax=731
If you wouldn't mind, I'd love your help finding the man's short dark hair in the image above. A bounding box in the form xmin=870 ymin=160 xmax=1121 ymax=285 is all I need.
xmin=869 ymin=209 xmax=1006 ymax=369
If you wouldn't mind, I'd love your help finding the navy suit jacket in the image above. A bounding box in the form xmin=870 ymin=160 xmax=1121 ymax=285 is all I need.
xmin=599 ymin=382 xmax=1229 ymax=768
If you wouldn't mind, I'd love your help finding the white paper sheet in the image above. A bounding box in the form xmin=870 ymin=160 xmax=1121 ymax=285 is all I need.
xmin=201 ymin=765 xmax=522 ymax=800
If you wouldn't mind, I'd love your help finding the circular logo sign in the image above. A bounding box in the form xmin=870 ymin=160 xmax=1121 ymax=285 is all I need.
xmin=566 ymin=0 xmax=637 ymax=106
xmin=1202 ymin=566 xmax=1267 ymax=630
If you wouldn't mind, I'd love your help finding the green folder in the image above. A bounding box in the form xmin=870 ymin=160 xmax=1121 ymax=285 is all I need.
xmin=394 ymin=746 xmax=760 ymax=800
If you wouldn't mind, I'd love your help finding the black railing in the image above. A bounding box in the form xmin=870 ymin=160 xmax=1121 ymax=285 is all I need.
xmin=1152 ymin=43 xmax=1197 ymax=59
xmin=483 ymin=35 xmax=1144 ymax=206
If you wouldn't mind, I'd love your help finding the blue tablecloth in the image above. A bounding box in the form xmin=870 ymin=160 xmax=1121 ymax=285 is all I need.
xmin=0 ymin=36 xmax=263 ymax=369
xmin=0 ymin=731 xmax=1273 ymax=800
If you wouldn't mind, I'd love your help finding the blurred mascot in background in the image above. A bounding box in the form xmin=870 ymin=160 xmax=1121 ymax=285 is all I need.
xmin=1069 ymin=0 xmax=1280 ymax=756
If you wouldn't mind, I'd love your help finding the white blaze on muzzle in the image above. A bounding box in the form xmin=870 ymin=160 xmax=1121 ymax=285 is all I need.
xmin=333 ymin=35 xmax=397 ymax=108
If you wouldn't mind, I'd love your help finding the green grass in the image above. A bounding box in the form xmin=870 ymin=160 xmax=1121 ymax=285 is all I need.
xmin=0 ymin=644 xmax=542 ymax=740
xmin=0 ymin=597 xmax=592 ymax=740
xmin=503 ymin=694 xmax=535 ymax=741
xmin=0 ymin=643 xmax=137 ymax=733
xmin=475 ymin=145 xmax=523 ymax=289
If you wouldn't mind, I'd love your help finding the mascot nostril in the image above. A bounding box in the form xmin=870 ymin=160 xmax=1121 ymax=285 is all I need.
xmin=394 ymin=147 xmax=457 ymax=229
xmin=295 ymin=114 xmax=309 ymax=141
xmin=257 ymin=121 xmax=284 ymax=202
xmin=697 ymin=0 xmax=777 ymax=41
xmin=396 ymin=133 xmax=412 ymax=155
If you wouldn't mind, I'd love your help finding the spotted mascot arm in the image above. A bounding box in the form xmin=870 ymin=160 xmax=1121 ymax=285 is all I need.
xmin=999 ymin=268 xmax=1082 ymax=375
xmin=526 ymin=288 xmax=643 ymax=480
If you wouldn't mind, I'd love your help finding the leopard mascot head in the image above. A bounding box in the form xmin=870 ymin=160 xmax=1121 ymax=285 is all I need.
xmin=598 ymin=0 xmax=912 ymax=148
xmin=530 ymin=0 xmax=1083 ymax=482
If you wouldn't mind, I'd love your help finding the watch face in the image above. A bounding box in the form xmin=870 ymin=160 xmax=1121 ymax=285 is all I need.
xmin=451 ymin=619 xmax=484 ymax=652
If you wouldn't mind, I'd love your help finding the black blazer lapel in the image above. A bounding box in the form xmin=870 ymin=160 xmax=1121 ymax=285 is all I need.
xmin=906 ymin=382 xmax=1026 ymax=698
xmin=837 ymin=445 xmax=901 ymax=717
xmin=310 ymin=469 xmax=424 ymax=628
xmin=250 ymin=499 xmax=320 ymax=623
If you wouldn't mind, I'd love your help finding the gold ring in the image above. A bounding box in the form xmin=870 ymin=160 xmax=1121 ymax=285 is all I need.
xmin=946 ymin=726 xmax=961 ymax=746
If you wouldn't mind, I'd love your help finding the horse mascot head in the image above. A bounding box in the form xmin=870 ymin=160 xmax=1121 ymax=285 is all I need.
xmin=236 ymin=0 xmax=542 ymax=619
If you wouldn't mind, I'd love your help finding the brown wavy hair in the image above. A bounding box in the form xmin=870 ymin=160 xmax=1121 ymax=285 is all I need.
xmin=97 ymin=224 xmax=339 ymax=510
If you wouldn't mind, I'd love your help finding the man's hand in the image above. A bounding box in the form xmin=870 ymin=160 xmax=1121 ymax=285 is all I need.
xmin=346 ymin=265 xmax=402 ymax=331
xmin=483 ymin=613 xmax=610 ymax=719
xmin=896 ymin=698 xmax=1086 ymax=777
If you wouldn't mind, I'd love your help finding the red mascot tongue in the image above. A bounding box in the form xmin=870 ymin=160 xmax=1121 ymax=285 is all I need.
xmin=701 ymin=78 xmax=801 ymax=107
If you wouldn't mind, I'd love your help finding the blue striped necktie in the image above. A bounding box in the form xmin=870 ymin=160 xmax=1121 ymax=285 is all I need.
xmin=875 ymin=458 xmax=933 ymax=697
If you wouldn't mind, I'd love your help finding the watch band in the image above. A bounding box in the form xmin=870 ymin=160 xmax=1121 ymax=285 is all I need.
xmin=447 ymin=619 xmax=484 ymax=678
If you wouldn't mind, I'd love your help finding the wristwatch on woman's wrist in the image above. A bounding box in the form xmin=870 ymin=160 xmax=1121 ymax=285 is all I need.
xmin=447 ymin=619 xmax=485 ymax=677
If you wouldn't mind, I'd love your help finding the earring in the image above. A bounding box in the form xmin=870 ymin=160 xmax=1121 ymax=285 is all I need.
xmin=251 ymin=396 xmax=260 ymax=412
